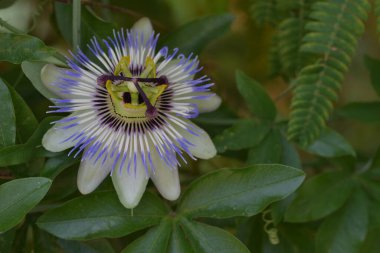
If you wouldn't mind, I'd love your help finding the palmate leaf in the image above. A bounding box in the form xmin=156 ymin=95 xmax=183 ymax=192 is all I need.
xmin=288 ymin=0 xmax=371 ymax=146
xmin=37 ymin=191 xmax=168 ymax=240
xmin=285 ymin=171 xmax=355 ymax=222
xmin=121 ymin=219 xmax=172 ymax=253
xmin=179 ymin=218 xmax=250 ymax=253
xmin=235 ymin=70 xmax=277 ymax=121
xmin=178 ymin=164 xmax=304 ymax=219
xmin=0 ymin=177 xmax=52 ymax=232
xmin=316 ymin=189 xmax=368 ymax=253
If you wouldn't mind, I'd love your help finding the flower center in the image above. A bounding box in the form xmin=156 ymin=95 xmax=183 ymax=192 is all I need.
xmin=97 ymin=57 xmax=168 ymax=119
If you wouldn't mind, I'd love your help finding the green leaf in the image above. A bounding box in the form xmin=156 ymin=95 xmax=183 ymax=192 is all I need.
xmin=235 ymin=70 xmax=277 ymax=121
xmin=193 ymin=104 xmax=239 ymax=137
xmin=121 ymin=219 xmax=172 ymax=253
xmin=306 ymin=128 xmax=356 ymax=158
xmin=33 ymin=226 xmax=61 ymax=253
xmin=368 ymin=198 xmax=380 ymax=230
xmin=0 ymin=145 xmax=44 ymax=168
xmin=161 ymin=14 xmax=234 ymax=55
xmin=37 ymin=191 xmax=168 ymax=240
xmin=178 ymin=164 xmax=305 ymax=218
xmin=279 ymin=225 xmax=316 ymax=253
xmin=0 ymin=79 xmax=16 ymax=148
xmin=280 ymin=133 xmax=302 ymax=169
xmin=11 ymin=221 xmax=29 ymax=252
xmin=0 ymin=117 xmax=59 ymax=167
xmin=168 ymin=223 xmax=195 ymax=253
xmin=360 ymin=227 xmax=380 ymax=253
xmin=236 ymin=216 xmax=263 ymax=252
xmin=286 ymin=0 xmax=370 ymax=146
xmin=21 ymin=61 xmax=57 ymax=102
xmin=359 ymin=177 xmax=380 ymax=204
xmin=6 ymin=82 xmax=38 ymax=143
xmin=316 ymin=189 xmax=368 ymax=253
xmin=0 ymin=0 xmax=16 ymax=9
xmin=44 ymin=165 xmax=78 ymax=202
xmin=369 ymin=145 xmax=380 ymax=172
xmin=179 ymin=218 xmax=250 ymax=253
xmin=237 ymin=215 xmax=316 ymax=253
xmin=0 ymin=33 xmax=59 ymax=64
xmin=337 ymin=102 xmax=380 ymax=123
xmin=285 ymin=171 xmax=355 ymax=222
xmin=364 ymin=55 xmax=380 ymax=97
xmin=41 ymin=152 xmax=79 ymax=179
xmin=213 ymin=119 xmax=271 ymax=153
xmin=54 ymin=2 xmax=116 ymax=48
xmin=247 ymin=128 xmax=282 ymax=164
xmin=0 ymin=177 xmax=52 ymax=232
xmin=58 ymin=239 xmax=115 ymax=253
xmin=0 ymin=228 xmax=15 ymax=253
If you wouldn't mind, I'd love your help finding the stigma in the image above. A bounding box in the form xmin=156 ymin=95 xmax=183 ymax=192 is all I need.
xmin=98 ymin=57 xmax=168 ymax=119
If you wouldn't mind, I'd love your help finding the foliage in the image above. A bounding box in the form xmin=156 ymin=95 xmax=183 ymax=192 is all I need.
xmin=0 ymin=0 xmax=380 ymax=252
xmin=288 ymin=0 xmax=371 ymax=146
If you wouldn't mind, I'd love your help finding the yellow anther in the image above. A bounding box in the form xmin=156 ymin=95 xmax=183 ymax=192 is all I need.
xmin=114 ymin=56 xmax=131 ymax=76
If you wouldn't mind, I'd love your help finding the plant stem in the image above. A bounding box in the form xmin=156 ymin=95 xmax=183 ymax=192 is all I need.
xmin=274 ymin=82 xmax=297 ymax=102
xmin=0 ymin=17 xmax=24 ymax=34
xmin=55 ymin=0 xmax=166 ymax=30
xmin=72 ymin=0 xmax=81 ymax=51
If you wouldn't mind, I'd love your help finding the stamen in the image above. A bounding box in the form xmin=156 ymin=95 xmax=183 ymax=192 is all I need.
xmin=131 ymin=79 xmax=158 ymax=119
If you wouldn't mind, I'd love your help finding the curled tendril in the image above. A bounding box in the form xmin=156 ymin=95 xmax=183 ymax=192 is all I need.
xmin=262 ymin=209 xmax=280 ymax=245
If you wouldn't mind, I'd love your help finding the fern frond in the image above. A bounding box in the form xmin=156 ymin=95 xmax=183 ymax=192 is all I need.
xmin=276 ymin=0 xmax=306 ymax=13
xmin=374 ymin=0 xmax=380 ymax=37
xmin=277 ymin=17 xmax=306 ymax=76
xmin=288 ymin=0 xmax=370 ymax=146
xmin=274 ymin=0 xmax=315 ymax=78
xmin=268 ymin=34 xmax=282 ymax=76
xmin=250 ymin=0 xmax=277 ymax=25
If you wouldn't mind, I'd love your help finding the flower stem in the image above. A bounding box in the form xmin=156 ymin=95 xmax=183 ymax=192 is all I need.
xmin=72 ymin=0 xmax=81 ymax=51
xmin=0 ymin=17 xmax=24 ymax=34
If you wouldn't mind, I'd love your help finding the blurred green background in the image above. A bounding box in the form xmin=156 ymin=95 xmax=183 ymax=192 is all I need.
xmin=1 ymin=0 xmax=380 ymax=252
xmin=1 ymin=0 xmax=379 ymax=157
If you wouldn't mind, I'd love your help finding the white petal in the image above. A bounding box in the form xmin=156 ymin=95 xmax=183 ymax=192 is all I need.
xmin=42 ymin=115 xmax=81 ymax=152
xmin=41 ymin=64 xmax=72 ymax=99
xmin=111 ymin=155 xmax=149 ymax=209
xmin=77 ymin=147 xmax=112 ymax=194
xmin=149 ymin=150 xmax=180 ymax=201
xmin=160 ymin=59 xmax=198 ymax=81
xmin=132 ymin=17 xmax=153 ymax=39
xmin=190 ymin=93 xmax=221 ymax=113
xmin=175 ymin=119 xmax=217 ymax=159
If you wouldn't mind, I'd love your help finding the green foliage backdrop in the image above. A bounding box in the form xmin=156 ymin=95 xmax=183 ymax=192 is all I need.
xmin=0 ymin=0 xmax=380 ymax=252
